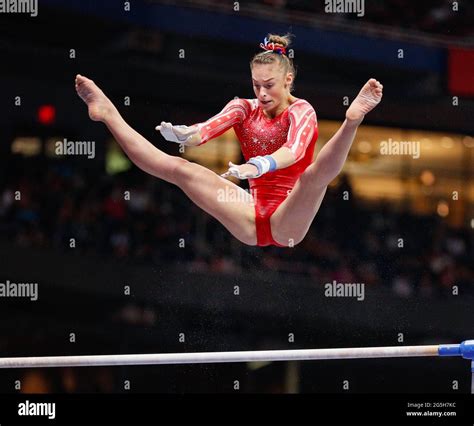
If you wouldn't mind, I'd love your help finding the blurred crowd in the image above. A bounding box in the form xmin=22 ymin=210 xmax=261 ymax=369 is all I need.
xmin=1 ymin=157 xmax=473 ymax=299
xmin=245 ymin=0 xmax=474 ymax=37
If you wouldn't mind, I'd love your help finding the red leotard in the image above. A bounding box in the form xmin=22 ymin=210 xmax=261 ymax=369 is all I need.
xmin=195 ymin=98 xmax=318 ymax=246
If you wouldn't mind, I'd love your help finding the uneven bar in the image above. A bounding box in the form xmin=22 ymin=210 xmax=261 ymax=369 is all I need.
xmin=0 ymin=341 xmax=472 ymax=369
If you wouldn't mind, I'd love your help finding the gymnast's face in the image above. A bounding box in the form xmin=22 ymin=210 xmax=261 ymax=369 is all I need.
xmin=252 ymin=63 xmax=293 ymax=114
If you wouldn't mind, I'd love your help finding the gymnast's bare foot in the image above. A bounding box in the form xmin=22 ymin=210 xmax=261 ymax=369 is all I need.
xmin=75 ymin=74 xmax=116 ymax=122
xmin=346 ymin=78 xmax=383 ymax=123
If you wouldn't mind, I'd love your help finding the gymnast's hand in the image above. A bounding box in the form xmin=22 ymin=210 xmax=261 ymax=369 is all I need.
xmin=221 ymin=162 xmax=259 ymax=180
xmin=156 ymin=122 xmax=199 ymax=145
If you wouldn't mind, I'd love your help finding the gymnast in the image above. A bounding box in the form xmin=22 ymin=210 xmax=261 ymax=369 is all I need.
xmin=75 ymin=34 xmax=383 ymax=247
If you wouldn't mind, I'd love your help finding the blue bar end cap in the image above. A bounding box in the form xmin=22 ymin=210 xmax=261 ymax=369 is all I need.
xmin=460 ymin=340 xmax=474 ymax=360
xmin=438 ymin=344 xmax=461 ymax=357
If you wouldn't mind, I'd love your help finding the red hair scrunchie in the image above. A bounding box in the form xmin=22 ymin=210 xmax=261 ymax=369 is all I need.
xmin=259 ymin=37 xmax=287 ymax=55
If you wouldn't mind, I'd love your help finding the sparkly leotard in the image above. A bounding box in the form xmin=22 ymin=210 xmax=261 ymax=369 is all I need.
xmin=195 ymin=98 xmax=318 ymax=246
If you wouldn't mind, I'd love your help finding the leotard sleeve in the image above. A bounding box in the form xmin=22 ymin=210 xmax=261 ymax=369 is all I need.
xmin=282 ymin=100 xmax=318 ymax=162
xmin=195 ymin=98 xmax=252 ymax=145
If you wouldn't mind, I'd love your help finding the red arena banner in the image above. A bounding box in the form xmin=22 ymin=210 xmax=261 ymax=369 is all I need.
xmin=448 ymin=48 xmax=474 ymax=96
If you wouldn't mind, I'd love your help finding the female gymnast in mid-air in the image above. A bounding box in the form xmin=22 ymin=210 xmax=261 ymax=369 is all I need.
xmin=75 ymin=34 xmax=383 ymax=247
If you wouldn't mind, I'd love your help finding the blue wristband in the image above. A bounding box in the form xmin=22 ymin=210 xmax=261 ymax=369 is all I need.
xmin=264 ymin=155 xmax=277 ymax=172
xmin=247 ymin=155 xmax=277 ymax=177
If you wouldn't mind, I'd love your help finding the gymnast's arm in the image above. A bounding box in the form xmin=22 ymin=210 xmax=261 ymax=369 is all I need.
xmin=251 ymin=102 xmax=318 ymax=173
xmin=156 ymin=99 xmax=251 ymax=147
xmin=276 ymin=101 xmax=318 ymax=169
xmin=221 ymin=102 xmax=317 ymax=180
xmin=266 ymin=146 xmax=299 ymax=169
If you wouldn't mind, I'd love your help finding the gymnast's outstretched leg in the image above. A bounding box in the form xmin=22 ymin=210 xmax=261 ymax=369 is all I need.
xmin=271 ymin=79 xmax=383 ymax=246
xmin=75 ymin=75 xmax=257 ymax=245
